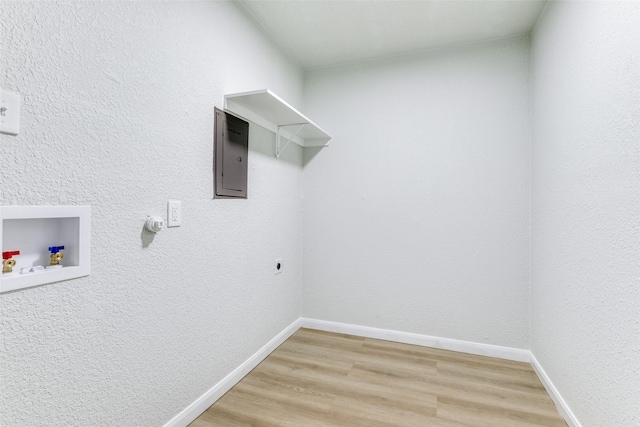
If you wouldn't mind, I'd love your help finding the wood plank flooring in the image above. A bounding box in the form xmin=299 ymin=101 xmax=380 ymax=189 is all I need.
xmin=190 ymin=328 xmax=566 ymax=427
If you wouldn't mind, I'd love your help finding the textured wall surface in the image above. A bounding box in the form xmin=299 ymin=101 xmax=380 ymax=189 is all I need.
xmin=4 ymin=1 xmax=638 ymax=425
xmin=0 ymin=2 xmax=304 ymax=426
xmin=531 ymin=2 xmax=640 ymax=426
xmin=302 ymin=35 xmax=531 ymax=349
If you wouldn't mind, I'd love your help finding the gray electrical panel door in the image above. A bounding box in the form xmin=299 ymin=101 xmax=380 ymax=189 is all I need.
xmin=214 ymin=108 xmax=249 ymax=198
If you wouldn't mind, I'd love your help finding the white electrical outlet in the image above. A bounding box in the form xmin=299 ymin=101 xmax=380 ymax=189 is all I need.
xmin=274 ymin=258 xmax=282 ymax=275
xmin=0 ymin=90 xmax=21 ymax=136
xmin=167 ymin=201 xmax=181 ymax=227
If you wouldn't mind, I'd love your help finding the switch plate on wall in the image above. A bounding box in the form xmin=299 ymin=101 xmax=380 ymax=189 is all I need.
xmin=167 ymin=201 xmax=181 ymax=227
xmin=0 ymin=90 xmax=21 ymax=136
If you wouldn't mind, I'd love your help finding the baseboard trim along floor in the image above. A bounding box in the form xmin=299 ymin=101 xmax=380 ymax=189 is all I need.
xmin=530 ymin=352 xmax=583 ymax=427
xmin=164 ymin=317 xmax=580 ymax=427
xmin=163 ymin=318 xmax=302 ymax=427
xmin=300 ymin=318 xmax=531 ymax=363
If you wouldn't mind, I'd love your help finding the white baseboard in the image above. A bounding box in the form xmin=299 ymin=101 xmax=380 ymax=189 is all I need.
xmin=164 ymin=317 xmax=579 ymax=427
xmin=162 ymin=318 xmax=302 ymax=427
xmin=300 ymin=318 xmax=531 ymax=363
xmin=530 ymin=353 xmax=582 ymax=427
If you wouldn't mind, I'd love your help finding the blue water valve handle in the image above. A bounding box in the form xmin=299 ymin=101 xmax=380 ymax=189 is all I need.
xmin=49 ymin=246 xmax=65 ymax=253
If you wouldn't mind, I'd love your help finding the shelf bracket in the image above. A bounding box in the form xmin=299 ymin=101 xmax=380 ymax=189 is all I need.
xmin=276 ymin=123 xmax=306 ymax=158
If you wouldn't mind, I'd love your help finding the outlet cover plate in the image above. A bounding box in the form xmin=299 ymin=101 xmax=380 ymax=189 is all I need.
xmin=167 ymin=201 xmax=181 ymax=227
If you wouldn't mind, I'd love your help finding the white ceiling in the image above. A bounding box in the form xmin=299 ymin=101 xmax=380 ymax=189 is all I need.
xmin=237 ymin=0 xmax=547 ymax=70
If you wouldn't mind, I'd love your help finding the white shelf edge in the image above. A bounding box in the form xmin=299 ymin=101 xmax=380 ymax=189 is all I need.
xmin=0 ymin=266 xmax=89 ymax=293
xmin=1 ymin=205 xmax=90 ymax=220
xmin=223 ymin=89 xmax=331 ymax=151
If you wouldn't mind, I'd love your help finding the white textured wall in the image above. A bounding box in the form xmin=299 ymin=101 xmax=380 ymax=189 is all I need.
xmin=302 ymin=35 xmax=531 ymax=349
xmin=531 ymin=2 xmax=640 ymax=426
xmin=0 ymin=2 xmax=304 ymax=426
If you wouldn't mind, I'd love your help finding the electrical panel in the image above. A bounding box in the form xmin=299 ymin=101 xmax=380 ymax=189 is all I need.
xmin=214 ymin=108 xmax=249 ymax=199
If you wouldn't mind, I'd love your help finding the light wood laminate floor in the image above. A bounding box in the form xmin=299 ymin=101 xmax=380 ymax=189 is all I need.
xmin=190 ymin=328 xmax=566 ymax=427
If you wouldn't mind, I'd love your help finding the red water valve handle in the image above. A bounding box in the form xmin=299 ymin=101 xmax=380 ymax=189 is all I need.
xmin=2 ymin=251 xmax=20 ymax=260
